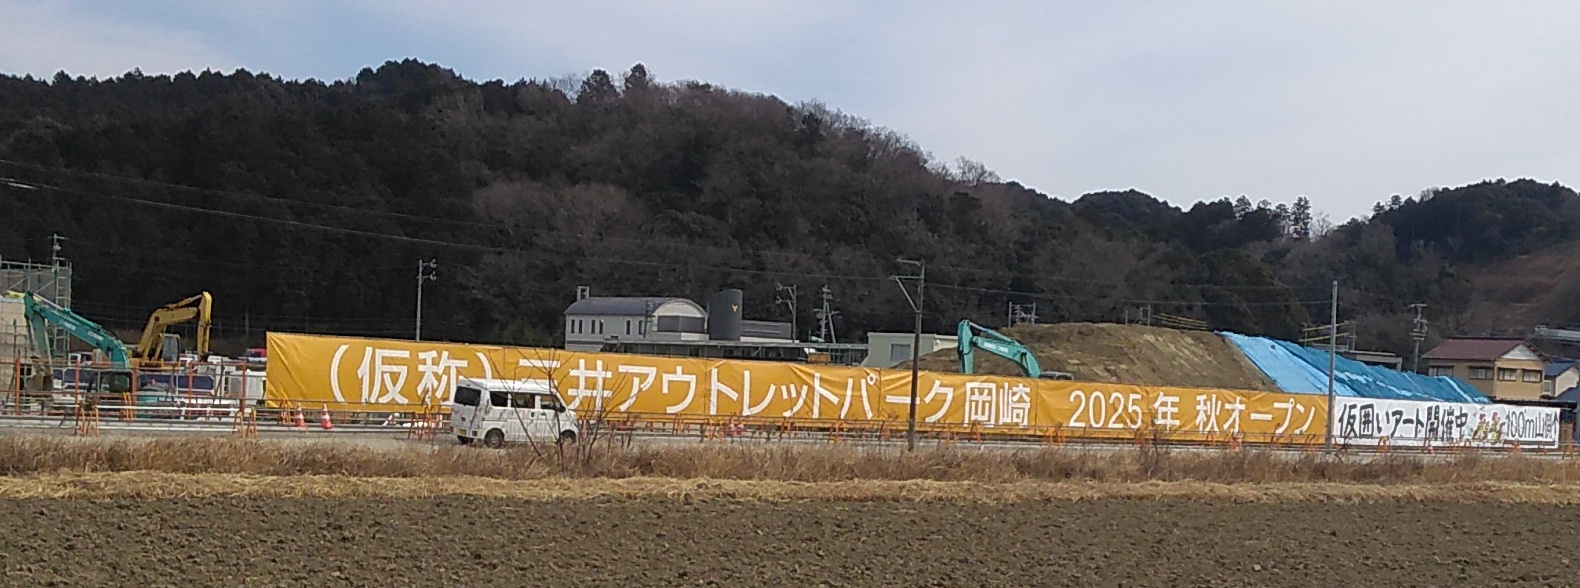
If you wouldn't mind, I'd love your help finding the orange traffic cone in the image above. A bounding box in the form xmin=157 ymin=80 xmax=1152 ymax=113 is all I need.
xmin=319 ymin=405 xmax=334 ymax=430
xmin=292 ymin=407 xmax=306 ymax=429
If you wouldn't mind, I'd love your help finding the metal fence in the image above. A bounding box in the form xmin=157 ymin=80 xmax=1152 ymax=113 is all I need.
xmin=1 ymin=352 xmax=1574 ymax=456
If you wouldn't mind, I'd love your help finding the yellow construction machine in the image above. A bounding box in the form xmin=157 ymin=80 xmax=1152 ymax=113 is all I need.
xmin=133 ymin=292 xmax=213 ymax=363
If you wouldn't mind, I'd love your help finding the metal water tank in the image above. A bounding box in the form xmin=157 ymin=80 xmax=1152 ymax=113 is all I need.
xmin=707 ymin=289 xmax=744 ymax=341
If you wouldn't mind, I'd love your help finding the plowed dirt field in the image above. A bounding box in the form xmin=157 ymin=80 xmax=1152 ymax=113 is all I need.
xmin=0 ymin=497 xmax=1570 ymax=587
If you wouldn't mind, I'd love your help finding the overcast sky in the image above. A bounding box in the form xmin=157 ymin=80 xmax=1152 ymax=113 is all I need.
xmin=3 ymin=0 xmax=1576 ymax=222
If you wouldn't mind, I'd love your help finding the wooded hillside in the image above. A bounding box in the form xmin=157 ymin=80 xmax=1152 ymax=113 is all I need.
xmin=0 ymin=60 xmax=1574 ymax=359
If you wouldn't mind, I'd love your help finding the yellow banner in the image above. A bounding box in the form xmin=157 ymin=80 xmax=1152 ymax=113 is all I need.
xmin=265 ymin=332 xmax=1327 ymax=444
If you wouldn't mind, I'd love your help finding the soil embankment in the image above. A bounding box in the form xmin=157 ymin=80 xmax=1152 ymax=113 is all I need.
xmin=910 ymin=322 xmax=1281 ymax=392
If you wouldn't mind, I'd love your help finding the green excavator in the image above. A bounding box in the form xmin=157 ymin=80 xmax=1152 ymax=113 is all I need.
xmin=956 ymin=319 xmax=1074 ymax=380
xmin=7 ymin=290 xmax=136 ymax=408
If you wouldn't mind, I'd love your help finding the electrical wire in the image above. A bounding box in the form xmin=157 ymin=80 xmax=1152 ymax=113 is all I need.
xmin=4 ymin=177 xmax=1336 ymax=308
xmin=2 ymin=158 xmax=1325 ymax=292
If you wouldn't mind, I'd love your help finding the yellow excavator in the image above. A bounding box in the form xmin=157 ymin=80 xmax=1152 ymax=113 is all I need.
xmin=132 ymin=292 xmax=213 ymax=364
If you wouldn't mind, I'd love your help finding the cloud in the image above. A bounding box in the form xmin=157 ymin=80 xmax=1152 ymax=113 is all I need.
xmin=840 ymin=1 xmax=1580 ymax=220
xmin=0 ymin=0 xmax=238 ymax=78
xmin=3 ymin=0 xmax=1578 ymax=221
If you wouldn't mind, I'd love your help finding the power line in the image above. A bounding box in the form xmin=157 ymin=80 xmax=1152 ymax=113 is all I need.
xmin=65 ymin=239 xmax=413 ymax=271
xmin=66 ymin=260 xmax=399 ymax=284
xmin=3 ymin=178 xmax=1339 ymax=309
xmin=2 ymin=159 xmax=1324 ymax=293
xmin=68 ymin=301 xmax=470 ymax=330
xmin=0 ymin=159 xmax=896 ymax=268
xmin=1 ymin=178 xmax=889 ymax=283
xmin=0 ymin=158 xmax=498 ymax=231
xmin=933 ymin=282 xmax=1332 ymax=308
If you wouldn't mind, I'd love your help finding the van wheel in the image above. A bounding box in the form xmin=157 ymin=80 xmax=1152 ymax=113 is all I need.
xmin=457 ymin=435 xmax=472 ymax=445
xmin=558 ymin=431 xmax=577 ymax=445
xmin=483 ymin=429 xmax=504 ymax=449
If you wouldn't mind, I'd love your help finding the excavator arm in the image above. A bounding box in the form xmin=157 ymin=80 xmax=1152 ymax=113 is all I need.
xmin=957 ymin=319 xmax=1073 ymax=380
xmin=133 ymin=292 xmax=212 ymax=362
xmin=10 ymin=290 xmax=132 ymax=369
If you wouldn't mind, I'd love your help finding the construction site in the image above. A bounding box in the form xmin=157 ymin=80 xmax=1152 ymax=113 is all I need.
xmin=0 ymin=245 xmax=1568 ymax=453
xmin=3 ymin=254 xmax=1578 ymax=588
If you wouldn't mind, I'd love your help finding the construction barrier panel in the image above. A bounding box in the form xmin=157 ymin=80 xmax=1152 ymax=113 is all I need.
xmin=265 ymin=332 xmax=1330 ymax=444
xmin=1331 ymin=396 xmax=1562 ymax=450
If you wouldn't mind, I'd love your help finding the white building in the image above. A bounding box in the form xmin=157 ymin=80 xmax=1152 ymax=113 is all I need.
xmin=1 ymin=295 xmax=25 ymax=388
xmin=862 ymin=332 xmax=958 ymax=369
xmin=563 ymin=296 xmax=708 ymax=352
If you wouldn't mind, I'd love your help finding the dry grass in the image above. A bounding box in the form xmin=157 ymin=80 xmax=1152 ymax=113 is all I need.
xmin=1 ymin=434 xmax=1579 ymax=488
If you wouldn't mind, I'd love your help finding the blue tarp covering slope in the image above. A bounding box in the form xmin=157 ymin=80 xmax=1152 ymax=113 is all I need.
xmin=1220 ymin=332 xmax=1490 ymax=404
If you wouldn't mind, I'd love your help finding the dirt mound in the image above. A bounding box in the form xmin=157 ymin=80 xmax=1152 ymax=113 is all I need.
xmin=910 ymin=322 xmax=1280 ymax=392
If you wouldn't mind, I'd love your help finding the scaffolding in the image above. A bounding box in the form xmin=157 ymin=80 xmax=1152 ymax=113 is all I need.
xmin=0 ymin=257 xmax=74 ymax=360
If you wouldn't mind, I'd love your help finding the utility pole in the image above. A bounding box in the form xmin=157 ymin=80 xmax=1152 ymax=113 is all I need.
xmin=48 ymin=233 xmax=67 ymax=358
xmin=892 ymin=259 xmax=926 ymax=452
xmin=415 ymin=259 xmax=438 ymax=341
xmin=1409 ymin=303 xmax=1428 ymax=373
xmin=49 ymin=233 xmax=64 ymax=268
xmin=814 ymin=285 xmax=839 ymax=344
xmin=1009 ymin=302 xmax=1038 ymax=327
xmin=1325 ymin=279 xmax=1337 ymax=454
xmin=775 ymin=283 xmax=799 ymax=340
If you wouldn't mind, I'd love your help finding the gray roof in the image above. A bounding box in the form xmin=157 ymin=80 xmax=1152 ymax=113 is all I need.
xmin=564 ymin=297 xmax=682 ymax=317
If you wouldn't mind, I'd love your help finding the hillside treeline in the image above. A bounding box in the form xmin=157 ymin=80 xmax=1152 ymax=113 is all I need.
xmin=0 ymin=60 xmax=1575 ymax=360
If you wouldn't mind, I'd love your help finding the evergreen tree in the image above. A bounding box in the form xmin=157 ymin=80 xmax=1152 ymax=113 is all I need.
xmin=1289 ymin=196 xmax=1313 ymax=241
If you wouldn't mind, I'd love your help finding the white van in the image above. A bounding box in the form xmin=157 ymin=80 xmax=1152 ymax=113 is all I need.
xmin=451 ymin=377 xmax=579 ymax=448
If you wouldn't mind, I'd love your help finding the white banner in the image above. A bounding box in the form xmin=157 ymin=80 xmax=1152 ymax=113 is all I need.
xmin=1331 ymin=397 xmax=1563 ymax=449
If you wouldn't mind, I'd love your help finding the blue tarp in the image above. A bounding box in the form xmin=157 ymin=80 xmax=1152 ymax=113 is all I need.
xmin=1219 ymin=332 xmax=1491 ymax=404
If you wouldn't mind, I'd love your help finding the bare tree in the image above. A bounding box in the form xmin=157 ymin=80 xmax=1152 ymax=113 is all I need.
xmin=488 ymin=346 xmax=632 ymax=474
xmin=952 ymin=157 xmax=1001 ymax=186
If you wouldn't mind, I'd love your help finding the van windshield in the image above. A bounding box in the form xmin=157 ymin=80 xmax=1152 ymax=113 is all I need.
xmin=453 ymin=386 xmax=481 ymax=407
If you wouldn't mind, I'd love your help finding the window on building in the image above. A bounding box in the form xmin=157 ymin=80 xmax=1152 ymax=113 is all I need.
xmin=626 ymin=320 xmax=632 ymax=335
xmin=1428 ymin=366 xmax=1454 ymax=377
xmin=656 ymin=316 xmax=707 ymax=334
xmin=1468 ymin=367 xmax=1493 ymax=380
xmin=1497 ymin=368 xmax=1517 ymax=382
xmin=1523 ymin=369 xmax=1542 ymax=383
xmin=639 ymin=320 xmax=647 ymax=335
xmin=890 ymin=343 xmax=913 ymax=362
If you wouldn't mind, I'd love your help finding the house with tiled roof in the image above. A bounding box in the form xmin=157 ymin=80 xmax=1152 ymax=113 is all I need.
xmin=1423 ymin=337 xmax=1546 ymax=401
